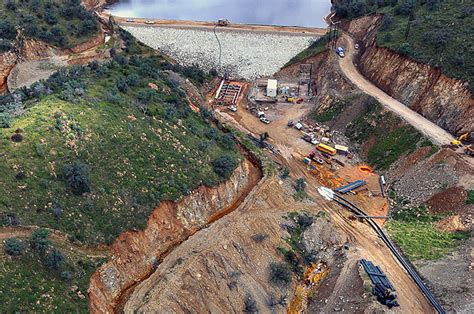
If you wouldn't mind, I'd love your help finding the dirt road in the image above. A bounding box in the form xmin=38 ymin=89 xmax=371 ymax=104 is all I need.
xmin=216 ymin=104 xmax=434 ymax=313
xmin=108 ymin=15 xmax=327 ymax=36
xmin=338 ymin=34 xmax=455 ymax=147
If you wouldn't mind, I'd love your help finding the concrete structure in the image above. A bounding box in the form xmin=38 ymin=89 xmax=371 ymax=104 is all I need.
xmin=266 ymin=79 xmax=278 ymax=97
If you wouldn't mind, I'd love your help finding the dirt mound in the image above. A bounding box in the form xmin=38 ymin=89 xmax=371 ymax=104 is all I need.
xmin=426 ymin=186 xmax=467 ymax=215
xmin=434 ymin=215 xmax=469 ymax=233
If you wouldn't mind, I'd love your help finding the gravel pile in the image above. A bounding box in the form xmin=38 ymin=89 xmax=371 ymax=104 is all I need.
xmin=122 ymin=25 xmax=317 ymax=79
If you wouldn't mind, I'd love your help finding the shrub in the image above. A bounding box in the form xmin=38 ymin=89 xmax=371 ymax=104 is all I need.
xmin=251 ymin=233 xmax=268 ymax=243
xmin=0 ymin=112 xmax=12 ymax=128
xmin=467 ymin=190 xmax=474 ymax=205
xmin=212 ymin=155 xmax=237 ymax=179
xmin=116 ymin=77 xmax=129 ymax=93
xmin=61 ymin=270 xmax=73 ymax=281
xmin=269 ymin=261 xmax=292 ymax=286
xmin=243 ymin=293 xmax=258 ymax=313
xmin=280 ymin=168 xmax=290 ymax=179
xmin=63 ymin=162 xmax=91 ymax=195
xmin=30 ymin=229 xmax=50 ymax=255
xmin=11 ymin=133 xmax=23 ymax=142
xmin=44 ymin=248 xmax=65 ymax=271
xmin=0 ymin=39 xmax=12 ymax=52
xmin=218 ymin=134 xmax=236 ymax=150
xmin=4 ymin=238 xmax=25 ymax=256
xmin=296 ymin=214 xmax=313 ymax=229
xmin=294 ymin=178 xmax=306 ymax=192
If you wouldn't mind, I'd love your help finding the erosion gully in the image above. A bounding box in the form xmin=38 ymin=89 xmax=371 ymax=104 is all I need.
xmin=112 ymin=144 xmax=263 ymax=313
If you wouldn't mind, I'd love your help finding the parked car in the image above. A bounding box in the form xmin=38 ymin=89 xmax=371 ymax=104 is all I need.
xmin=259 ymin=117 xmax=270 ymax=124
xmin=144 ymin=20 xmax=155 ymax=24
xmin=229 ymin=105 xmax=237 ymax=112
xmin=126 ymin=18 xmax=135 ymax=22
xmin=336 ymin=47 xmax=345 ymax=58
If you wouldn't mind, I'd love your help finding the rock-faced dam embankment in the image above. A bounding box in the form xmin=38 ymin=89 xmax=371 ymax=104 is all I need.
xmin=121 ymin=24 xmax=321 ymax=79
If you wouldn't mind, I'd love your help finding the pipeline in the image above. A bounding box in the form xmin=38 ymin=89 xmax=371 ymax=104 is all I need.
xmin=333 ymin=193 xmax=445 ymax=314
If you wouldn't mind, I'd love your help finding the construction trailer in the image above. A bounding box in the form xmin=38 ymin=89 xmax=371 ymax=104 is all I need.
xmin=266 ymin=79 xmax=278 ymax=97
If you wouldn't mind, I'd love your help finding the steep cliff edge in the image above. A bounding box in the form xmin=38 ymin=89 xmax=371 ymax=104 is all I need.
xmin=88 ymin=158 xmax=262 ymax=313
xmin=342 ymin=15 xmax=473 ymax=137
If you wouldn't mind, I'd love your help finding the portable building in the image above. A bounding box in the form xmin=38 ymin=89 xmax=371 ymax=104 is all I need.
xmin=267 ymin=79 xmax=278 ymax=97
xmin=335 ymin=144 xmax=349 ymax=155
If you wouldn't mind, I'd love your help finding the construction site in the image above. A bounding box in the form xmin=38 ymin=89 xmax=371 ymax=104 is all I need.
xmin=93 ymin=14 xmax=473 ymax=313
xmin=1 ymin=1 xmax=471 ymax=312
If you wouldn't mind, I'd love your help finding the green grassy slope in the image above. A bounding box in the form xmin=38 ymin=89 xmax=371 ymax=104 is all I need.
xmin=0 ymin=55 xmax=240 ymax=245
xmin=333 ymin=0 xmax=474 ymax=92
xmin=0 ymin=0 xmax=100 ymax=51
xmin=1 ymin=232 xmax=103 ymax=312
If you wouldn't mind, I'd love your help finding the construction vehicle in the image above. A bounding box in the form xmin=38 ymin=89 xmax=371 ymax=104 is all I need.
xmin=217 ymin=18 xmax=229 ymax=26
xmin=451 ymin=133 xmax=468 ymax=146
xmin=465 ymin=145 xmax=474 ymax=156
xmin=316 ymin=143 xmax=337 ymax=156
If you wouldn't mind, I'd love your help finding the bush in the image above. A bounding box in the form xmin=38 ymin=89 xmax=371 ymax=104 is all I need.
xmin=0 ymin=39 xmax=12 ymax=52
xmin=467 ymin=190 xmax=474 ymax=205
xmin=44 ymin=248 xmax=65 ymax=271
xmin=212 ymin=155 xmax=237 ymax=179
xmin=11 ymin=132 xmax=23 ymax=142
xmin=0 ymin=112 xmax=12 ymax=128
xmin=218 ymin=134 xmax=236 ymax=150
xmin=61 ymin=270 xmax=73 ymax=281
xmin=243 ymin=293 xmax=258 ymax=313
xmin=63 ymin=162 xmax=91 ymax=195
xmin=294 ymin=178 xmax=306 ymax=192
xmin=269 ymin=261 xmax=292 ymax=286
xmin=280 ymin=168 xmax=290 ymax=179
xmin=30 ymin=229 xmax=50 ymax=255
xmin=4 ymin=238 xmax=25 ymax=256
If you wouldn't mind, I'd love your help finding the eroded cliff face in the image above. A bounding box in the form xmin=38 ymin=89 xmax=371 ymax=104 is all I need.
xmin=0 ymin=40 xmax=53 ymax=93
xmin=88 ymin=159 xmax=262 ymax=313
xmin=343 ymin=15 xmax=473 ymax=137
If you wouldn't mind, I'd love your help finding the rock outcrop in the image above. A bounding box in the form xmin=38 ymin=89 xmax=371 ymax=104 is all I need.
xmin=88 ymin=159 xmax=262 ymax=313
xmin=343 ymin=15 xmax=473 ymax=137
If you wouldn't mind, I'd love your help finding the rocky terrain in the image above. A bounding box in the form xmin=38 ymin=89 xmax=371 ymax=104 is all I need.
xmin=89 ymin=159 xmax=262 ymax=312
xmin=121 ymin=25 xmax=317 ymax=79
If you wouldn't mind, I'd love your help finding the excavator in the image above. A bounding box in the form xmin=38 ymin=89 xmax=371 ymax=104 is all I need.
xmin=451 ymin=133 xmax=473 ymax=156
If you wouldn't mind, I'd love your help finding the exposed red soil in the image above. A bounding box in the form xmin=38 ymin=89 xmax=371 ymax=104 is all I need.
xmin=426 ymin=186 xmax=467 ymax=215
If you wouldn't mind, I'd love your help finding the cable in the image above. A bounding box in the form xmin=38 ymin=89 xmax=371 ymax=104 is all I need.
xmin=213 ymin=24 xmax=222 ymax=73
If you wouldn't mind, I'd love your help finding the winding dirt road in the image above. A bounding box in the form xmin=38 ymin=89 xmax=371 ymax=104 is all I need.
xmin=338 ymin=34 xmax=455 ymax=147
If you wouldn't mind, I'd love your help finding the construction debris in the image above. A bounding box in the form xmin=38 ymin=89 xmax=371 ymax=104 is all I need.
xmin=335 ymin=180 xmax=367 ymax=194
xmin=360 ymin=259 xmax=399 ymax=309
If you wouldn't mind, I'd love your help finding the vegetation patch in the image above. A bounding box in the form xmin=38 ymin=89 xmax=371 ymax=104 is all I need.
xmin=0 ymin=55 xmax=240 ymax=244
xmin=466 ymin=190 xmax=474 ymax=205
xmin=345 ymin=98 xmax=434 ymax=170
xmin=387 ymin=193 xmax=470 ymax=261
xmin=0 ymin=0 xmax=100 ymax=51
xmin=334 ymin=0 xmax=473 ymax=93
xmin=1 ymin=229 xmax=103 ymax=311
xmin=309 ymin=93 xmax=362 ymax=122
xmin=285 ymin=31 xmax=334 ymax=67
